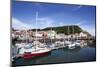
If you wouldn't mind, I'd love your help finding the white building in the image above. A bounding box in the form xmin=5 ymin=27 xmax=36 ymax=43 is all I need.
xmin=47 ymin=30 xmax=56 ymax=39
xmin=79 ymin=32 xmax=87 ymax=38
xmin=56 ymin=33 xmax=67 ymax=39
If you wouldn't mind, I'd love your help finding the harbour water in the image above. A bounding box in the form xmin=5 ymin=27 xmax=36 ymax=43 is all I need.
xmin=12 ymin=40 xmax=96 ymax=66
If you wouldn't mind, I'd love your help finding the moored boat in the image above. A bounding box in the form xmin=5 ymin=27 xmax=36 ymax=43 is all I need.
xmin=18 ymin=12 xmax=51 ymax=59
xmin=23 ymin=48 xmax=51 ymax=59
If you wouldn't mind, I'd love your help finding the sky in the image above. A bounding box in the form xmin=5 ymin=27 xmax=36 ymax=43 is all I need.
xmin=12 ymin=1 xmax=96 ymax=36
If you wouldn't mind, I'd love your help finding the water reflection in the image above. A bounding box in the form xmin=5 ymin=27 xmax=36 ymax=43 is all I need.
xmin=13 ymin=52 xmax=51 ymax=66
xmin=12 ymin=40 xmax=96 ymax=66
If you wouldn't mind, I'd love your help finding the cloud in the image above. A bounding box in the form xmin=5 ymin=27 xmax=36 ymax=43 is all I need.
xmin=73 ymin=5 xmax=82 ymax=11
xmin=36 ymin=18 xmax=95 ymax=36
xmin=12 ymin=17 xmax=95 ymax=36
xmin=12 ymin=17 xmax=54 ymax=30
xmin=80 ymin=25 xmax=95 ymax=36
xmin=12 ymin=18 xmax=34 ymax=30
xmin=34 ymin=17 xmax=54 ymax=29
xmin=76 ymin=21 xmax=95 ymax=36
xmin=58 ymin=22 xmax=67 ymax=26
xmin=75 ymin=20 xmax=87 ymax=26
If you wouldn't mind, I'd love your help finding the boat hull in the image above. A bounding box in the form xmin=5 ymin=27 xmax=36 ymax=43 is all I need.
xmin=23 ymin=51 xmax=51 ymax=59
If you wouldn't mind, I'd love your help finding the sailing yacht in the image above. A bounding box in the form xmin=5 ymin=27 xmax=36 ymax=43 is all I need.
xmin=67 ymin=25 xmax=81 ymax=49
xmin=18 ymin=12 xmax=51 ymax=59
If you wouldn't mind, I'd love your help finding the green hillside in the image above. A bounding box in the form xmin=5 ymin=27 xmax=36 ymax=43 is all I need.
xmin=42 ymin=25 xmax=83 ymax=35
xmin=12 ymin=25 xmax=83 ymax=35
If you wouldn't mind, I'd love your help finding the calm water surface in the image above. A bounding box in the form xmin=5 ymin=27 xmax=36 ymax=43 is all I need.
xmin=12 ymin=41 xmax=96 ymax=66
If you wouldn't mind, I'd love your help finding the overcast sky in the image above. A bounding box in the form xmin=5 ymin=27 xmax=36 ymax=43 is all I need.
xmin=12 ymin=1 xmax=96 ymax=36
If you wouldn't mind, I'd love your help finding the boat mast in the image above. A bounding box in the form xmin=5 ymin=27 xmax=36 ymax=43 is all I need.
xmin=72 ymin=25 xmax=74 ymax=40
xmin=50 ymin=26 xmax=52 ymax=45
xmin=35 ymin=12 xmax=38 ymax=50
xmin=25 ymin=30 xmax=27 ymax=44
xmin=36 ymin=12 xmax=38 ymax=41
xmin=68 ymin=25 xmax=69 ymax=41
